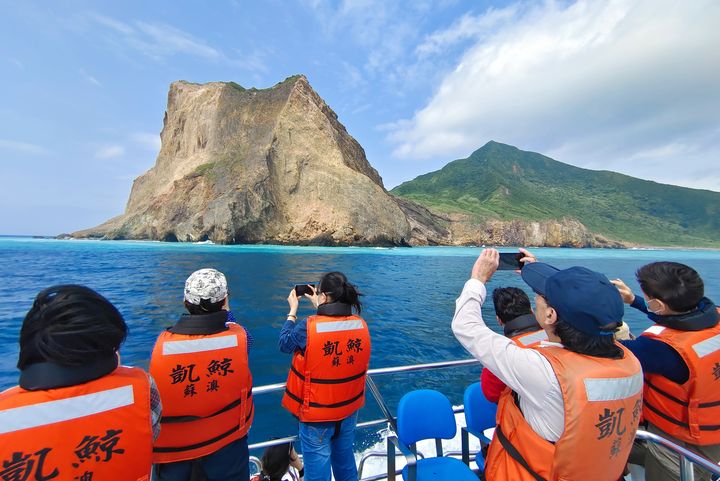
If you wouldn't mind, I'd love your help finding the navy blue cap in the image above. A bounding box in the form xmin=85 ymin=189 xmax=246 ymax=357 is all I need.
xmin=521 ymin=263 xmax=623 ymax=336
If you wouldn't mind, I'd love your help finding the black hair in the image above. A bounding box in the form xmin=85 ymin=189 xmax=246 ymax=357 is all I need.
xmin=18 ymin=285 xmax=128 ymax=369
xmin=259 ymin=442 xmax=293 ymax=481
xmin=636 ymin=261 xmax=704 ymax=312
xmin=554 ymin=317 xmax=622 ymax=359
xmin=318 ymin=271 xmax=362 ymax=314
xmin=492 ymin=287 xmax=532 ymax=324
xmin=184 ymin=299 xmax=225 ymax=315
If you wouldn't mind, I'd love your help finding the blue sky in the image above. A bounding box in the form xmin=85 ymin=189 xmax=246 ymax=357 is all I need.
xmin=1 ymin=0 xmax=719 ymax=235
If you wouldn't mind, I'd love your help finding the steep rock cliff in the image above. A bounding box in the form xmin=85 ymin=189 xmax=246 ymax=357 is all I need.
xmin=446 ymin=215 xmax=624 ymax=247
xmin=76 ymin=76 xmax=447 ymax=245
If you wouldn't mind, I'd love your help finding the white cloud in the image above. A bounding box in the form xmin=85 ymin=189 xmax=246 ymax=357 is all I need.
xmin=8 ymin=57 xmax=25 ymax=69
xmin=388 ymin=0 xmax=720 ymax=191
xmin=304 ymin=1 xmax=430 ymax=82
xmin=133 ymin=21 xmax=222 ymax=61
xmin=79 ymin=68 xmax=101 ymax=86
xmin=87 ymin=14 xmax=223 ymax=62
xmin=0 ymin=139 xmax=49 ymax=155
xmin=415 ymin=6 xmax=519 ymax=56
xmin=130 ymin=132 xmax=161 ymax=152
xmin=545 ymin=127 xmax=720 ymax=190
xmin=91 ymin=13 xmax=134 ymax=35
xmin=85 ymin=13 xmax=269 ymax=73
xmin=231 ymin=48 xmax=270 ymax=73
xmin=351 ymin=103 xmax=371 ymax=115
xmin=342 ymin=61 xmax=365 ymax=89
xmin=91 ymin=133 xmax=160 ymax=164
xmin=95 ymin=145 xmax=125 ymax=159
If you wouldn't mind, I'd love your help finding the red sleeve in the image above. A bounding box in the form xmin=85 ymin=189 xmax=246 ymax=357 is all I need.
xmin=480 ymin=367 xmax=506 ymax=404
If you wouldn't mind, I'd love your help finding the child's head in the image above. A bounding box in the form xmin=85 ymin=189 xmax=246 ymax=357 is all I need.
xmin=259 ymin=442 xmax=294 ymax=481
xmin=492 ymin=287 xmax=532 ymax=325
xmin=636 ymin=262 xmax=704 ymax=313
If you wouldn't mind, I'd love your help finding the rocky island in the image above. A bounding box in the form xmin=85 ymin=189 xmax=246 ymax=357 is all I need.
xmin=74 ymin=76 xmax=719 ymax=248
xmin=75 ymin=76 xmax=440 ymax=245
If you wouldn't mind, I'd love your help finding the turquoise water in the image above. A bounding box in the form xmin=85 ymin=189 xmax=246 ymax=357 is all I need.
xmin=2 ymin=237 xmax=720 ymax=449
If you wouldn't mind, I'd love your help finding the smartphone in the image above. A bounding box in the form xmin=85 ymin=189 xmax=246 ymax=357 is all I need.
xmin=498 ymin=252 xmax=525 ymax=270
xmin=294 ymin=284 xmax=315 ymax=297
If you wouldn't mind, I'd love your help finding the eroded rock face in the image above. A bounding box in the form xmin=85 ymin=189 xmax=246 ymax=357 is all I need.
xmin=442 ymin=214 xmax=624 ymax=247
xmin=75 ymin=76 xmax=437 ymax=245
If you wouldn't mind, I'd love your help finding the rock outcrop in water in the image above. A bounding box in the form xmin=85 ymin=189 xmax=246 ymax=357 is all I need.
xmin=445 ymin=215 xmax=622 ymax=248
xmin=74 ymin=76 xmax=622 ymax=247
xmin=75 ymin=76 xmax=448 ymax=245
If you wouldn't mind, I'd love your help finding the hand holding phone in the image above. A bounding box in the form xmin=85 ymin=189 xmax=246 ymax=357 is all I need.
xmin=497 ymin=252 xmax=525 ymax=270
xmin=294 ymin=284 xmax=315 ymax=297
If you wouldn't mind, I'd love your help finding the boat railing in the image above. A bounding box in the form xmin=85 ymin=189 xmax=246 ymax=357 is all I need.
xmin=247 ymin=359 xmax=720 ymax=481
xmin=634 ymin=429 xmax=720 ymax=481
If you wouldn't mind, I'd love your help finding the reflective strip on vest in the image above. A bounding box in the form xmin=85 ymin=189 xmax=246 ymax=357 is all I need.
xmin=692 ymin=333 xmax=720 ymax=358
xmin=644 ymin=325 xmax=666 ymax=336
xmin=584 ymin=372 xmax=643 ymax=402
xmin=516 ymin=330 xmax=548 ymax=346
xmin=0 ymin=385 xmax=134 ymax=434
xmin=162 ymin=335 xmax=238 ymax=355
xmin=315 ymin=320 xmax=364 ymax=333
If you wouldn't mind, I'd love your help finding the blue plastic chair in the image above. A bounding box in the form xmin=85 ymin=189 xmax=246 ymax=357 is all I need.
xmin=461 ymin=382 xmax=498 ymax=473
xmin=387 ymin=389 xmax=478 ymax=481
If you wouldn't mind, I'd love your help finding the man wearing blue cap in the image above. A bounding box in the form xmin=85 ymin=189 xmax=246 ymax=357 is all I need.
xmin=452 ymin=248 xmax=643 ymax=481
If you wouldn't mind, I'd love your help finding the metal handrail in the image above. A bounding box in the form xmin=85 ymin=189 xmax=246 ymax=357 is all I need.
xmin=367 ymin=358 xmax=480 ymax=376
xmin=247 ymin=358 xmax=480 ymax=480
xmin=635 ymin=429 xmax=720 ymax=480
xmin=366 ymin=374 xmax=397 ymax=432
xmin=248 ymin=358 xmax=480 ymax=452
xmin=249 ymin=358 xmax=480 ymax=396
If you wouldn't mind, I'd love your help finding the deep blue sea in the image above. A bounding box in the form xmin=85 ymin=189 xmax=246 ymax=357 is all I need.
xmin=2 ymin=237 xmax=720 ymax=452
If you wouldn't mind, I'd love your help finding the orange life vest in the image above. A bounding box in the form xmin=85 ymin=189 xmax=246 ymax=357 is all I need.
xmin=150 ymin=323 xmax=253 ymax=463
xmin=0 ymin=366 xmax=152 ymax=481
xmin=282 ymin=315 xmax=371 ymax=422
xmin=485 ymin=343 xmax=643 ymax=481
xmin=511 ymin=328 xmax=548 ymax=347
xmin=640 ymin=317 xmax=720 ymax=445
xmin=480 ymin=328 xmax=547 ymax=383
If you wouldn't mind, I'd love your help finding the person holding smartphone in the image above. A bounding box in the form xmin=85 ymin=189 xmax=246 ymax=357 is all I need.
xmin=279 ymin=271 xmax=371 ymax=481
xmin=452 ymin=248 xmax=642 ymax=481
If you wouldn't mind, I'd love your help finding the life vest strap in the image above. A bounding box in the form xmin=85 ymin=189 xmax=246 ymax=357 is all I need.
xmin=644 ymin=400 xmax=720 ymax=431
xmin=244 ymin=403 xmax=254 ymax=423
xmin=290 ymin=365 xmax=367 ymax=384
xmin=495 ymin=425 xmax=548 ymax=481
xmin=284 ymin=388 xmax=364 ymax=409
xmin=153 ymin=424 xmax=240 ymax=453
xmin=646 ymin=380 xmax=689 ymax=407
xmin=160 ymin=390 xmax=252 ymax=424
xmin=646 ymin=378 xmax=720 ymax=410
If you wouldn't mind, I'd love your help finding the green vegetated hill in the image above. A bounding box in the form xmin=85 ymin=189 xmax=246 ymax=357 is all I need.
xmin=391 ymin=141 xmax=720 ymax=247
